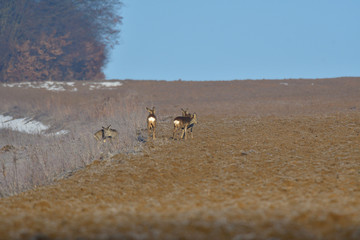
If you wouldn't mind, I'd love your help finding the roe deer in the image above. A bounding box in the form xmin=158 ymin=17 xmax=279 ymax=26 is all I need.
xmin=94 ymin=125 xmax=119 ymax=144
xmin=146 ymin=107 xmax=157 ymax=139
xmin=173 ymin=113 xmax=197 ymax=140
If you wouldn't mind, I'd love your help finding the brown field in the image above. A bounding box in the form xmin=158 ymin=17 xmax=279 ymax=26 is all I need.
xmin=0 ymin=78 xmax=360 ymax=239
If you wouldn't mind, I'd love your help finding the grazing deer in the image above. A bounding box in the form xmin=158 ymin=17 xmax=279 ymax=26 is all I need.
xmin=173 ymin=113 xmax=198 ymax=140
xmin=94 ymin=125 xmax=119 ymax=145
xmin=181 ymin=108 xmax=191 ymax=117
xmin=146 ymin=107 xmax=157 ymax=139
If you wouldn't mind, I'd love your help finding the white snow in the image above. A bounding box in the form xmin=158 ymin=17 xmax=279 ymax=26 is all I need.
xmin=2 ymin=81 xmax=122 ymax=92
xmin=41 ymin=82 xmax=66 ymax=91
xmin=2 ymin=81 xmax=72 ymax=92
xmin=0 ymin=114 xmax=68 ymax=136
xmin=45 ymin=130 xmax=70 ymax=136
xmin=97 ymin=82 xmax=123 ymax=87
xmin=280 ymin=82 xmax=289 ymax=86
xmin=83 ymin=81 xmax=123 ymax=90
xmin=0 ymin=80 xmax=122 ymax=134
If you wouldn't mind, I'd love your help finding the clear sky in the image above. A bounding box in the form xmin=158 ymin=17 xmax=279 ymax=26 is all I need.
xmin=104 ymin=0 xmax=360 ymax=81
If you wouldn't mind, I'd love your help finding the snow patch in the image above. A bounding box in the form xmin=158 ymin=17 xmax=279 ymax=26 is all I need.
xmin=2 ymin=80 xmax=122 ymax=92
xmin=0 ymin=114 xmax=68 ymax=136
xmin=2 ymin=81 xmax=75 ymax=92
xmin=45 ymin=130 xmax=70 ymax=136
xmin=83 ymin=81 xmax=123 ymax=90
xmin=280 ymin=82 xmax=289 ymax=86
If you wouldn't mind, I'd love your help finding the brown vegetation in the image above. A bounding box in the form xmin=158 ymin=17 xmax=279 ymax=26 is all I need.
xmin=0 ymin=0 xmax=122 ymax=82
xmin=0 ymin=80 xmax=145 ymax=196
xmin=0 ymin=78 xmax=360 ymax=239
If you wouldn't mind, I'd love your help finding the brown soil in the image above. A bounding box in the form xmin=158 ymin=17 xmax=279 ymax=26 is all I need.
xmin=1 ymin=78 xmax=360 ymax=239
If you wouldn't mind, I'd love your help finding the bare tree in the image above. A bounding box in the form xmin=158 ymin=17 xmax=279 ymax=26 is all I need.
xmin=0 ymin=0 xmax=122 ymax=82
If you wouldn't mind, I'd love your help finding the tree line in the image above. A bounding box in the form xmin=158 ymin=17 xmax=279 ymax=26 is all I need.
xmin=0 ymin=0 xmax=122 ymax=82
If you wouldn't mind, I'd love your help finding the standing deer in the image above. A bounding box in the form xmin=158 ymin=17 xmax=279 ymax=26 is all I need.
xmin=173 ymin=113 xmax=198 ymax=140
xmin=94 ymin=125 xmax=119 ymax=145
xmin=146 ymin=107 xmax=157 ymax=139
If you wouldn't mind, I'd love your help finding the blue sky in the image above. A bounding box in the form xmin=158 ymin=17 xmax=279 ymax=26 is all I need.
xmin=104 ymin=0 xmax=360 ymax=81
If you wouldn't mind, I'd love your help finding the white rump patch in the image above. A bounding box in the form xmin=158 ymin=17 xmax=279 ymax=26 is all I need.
xmin=148 ymin=117 xmax=156 ymax=122
xmin=174 ymin=120 xmax=180 ymax=125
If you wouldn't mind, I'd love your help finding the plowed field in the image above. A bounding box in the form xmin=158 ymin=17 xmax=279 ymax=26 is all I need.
xmin=0 ymin=78 xmax=360 ymax=239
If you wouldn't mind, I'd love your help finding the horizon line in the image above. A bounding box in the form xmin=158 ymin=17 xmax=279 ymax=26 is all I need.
xmin=106 ymin=76 xmax=360 ymax=82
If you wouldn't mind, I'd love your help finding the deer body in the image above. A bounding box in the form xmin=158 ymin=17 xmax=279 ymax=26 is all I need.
xmin=146 ymin=107 xmax=157 ymax=139
xmin=173 ymin=113 xmax=197 ymax=140
xmin=94 ymin=125 xmax=119 ymax=144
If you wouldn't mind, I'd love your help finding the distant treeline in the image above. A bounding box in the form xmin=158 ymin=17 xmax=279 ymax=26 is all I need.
xmin=0 ymin=0 xmax=122 ymax=82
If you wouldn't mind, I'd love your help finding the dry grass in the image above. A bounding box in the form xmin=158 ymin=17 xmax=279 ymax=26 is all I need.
xmin=0 ymin=81 xmax=147 ymax=196
xmin=0 ymin=78 xmax=360 ymax=239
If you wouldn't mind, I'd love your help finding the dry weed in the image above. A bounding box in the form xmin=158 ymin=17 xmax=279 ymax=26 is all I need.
xmin=0 ymin=83 xmax=147 ymax=196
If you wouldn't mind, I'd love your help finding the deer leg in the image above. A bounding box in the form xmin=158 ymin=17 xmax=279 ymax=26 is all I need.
xmin=148 ymin=127 xmax=151 ymax=139
xmin=181 ymin=127 xmax=186 ymax=140
xmin=152 ymin=127 xmax=156 ymax=139
xmin=184 ymin=124 xmax=190 ymax=140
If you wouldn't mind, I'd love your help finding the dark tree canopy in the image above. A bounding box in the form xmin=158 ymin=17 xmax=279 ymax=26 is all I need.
xmin=0 ymin=0 xmax=122 ymax=82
